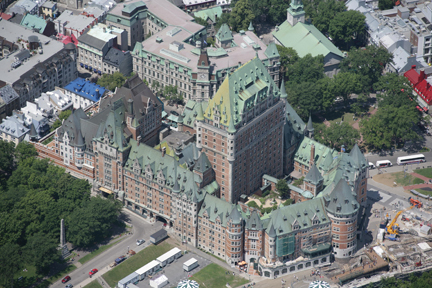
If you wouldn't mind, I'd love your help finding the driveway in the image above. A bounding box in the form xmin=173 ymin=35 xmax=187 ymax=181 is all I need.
xmin=51 ymin=209 xmax=164 ymax=288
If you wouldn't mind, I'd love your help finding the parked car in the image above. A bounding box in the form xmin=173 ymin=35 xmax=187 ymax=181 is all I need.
xmin=89 ymin=268 xmax=98 ymax=275
xmin=62 ymin=276 xmax=71 ymax=283
xmin=136 ymin=239 xmax=145 ymax=246
xmin=170 ymin=110 xmax=179 ymax=116
xmin=65 ymin=284 xmax=73 ymax=288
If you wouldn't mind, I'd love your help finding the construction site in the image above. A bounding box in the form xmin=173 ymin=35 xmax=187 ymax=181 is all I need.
xmin=319 ymin=196 xmax=432 ymax=287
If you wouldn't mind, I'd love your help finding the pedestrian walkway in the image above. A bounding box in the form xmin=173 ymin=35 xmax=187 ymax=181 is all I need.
xmin=411 ymin=172 xmax=430 ymax=182
xmin=403 ymin=183 xmax=431 ymax=190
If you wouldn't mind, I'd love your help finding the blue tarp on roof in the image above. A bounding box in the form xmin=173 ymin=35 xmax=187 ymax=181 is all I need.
xmin=64 ymin=77 xmax=106 ymax=102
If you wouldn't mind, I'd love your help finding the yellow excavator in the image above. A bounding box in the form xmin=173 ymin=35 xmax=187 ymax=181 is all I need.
xmin=386 ymin=205 xmax=415 ymax=235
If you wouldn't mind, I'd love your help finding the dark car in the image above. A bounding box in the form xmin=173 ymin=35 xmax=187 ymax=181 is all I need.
xmin=65 ymin=284 xmax=73 ymax=288
xmin=170 ymin=111 xmax=179 ymax=116
xmin=62 ymin=276 xmax=71 ymax=283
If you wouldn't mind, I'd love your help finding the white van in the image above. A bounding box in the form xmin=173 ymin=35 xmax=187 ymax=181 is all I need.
xmin=369 ymin=162 xmax=376 ymax=169
xmin=376 ymin=160 xmax=392 ymax=168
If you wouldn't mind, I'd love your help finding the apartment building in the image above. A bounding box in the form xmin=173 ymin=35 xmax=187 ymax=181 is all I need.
xmin=77 ymin=23 xmax=130 ymax=75
xmin=63 ymin=78 xmax=107 ymax=110
xmin=0 ymin=21 xmax=77 ymax=113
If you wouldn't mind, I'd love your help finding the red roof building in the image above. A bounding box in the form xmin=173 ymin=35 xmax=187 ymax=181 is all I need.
xmin=57 ymin=33 xmax=78 ymax=47
xmin=404 ymin=65 xmax=432 ymax=112
xmin=0 ymin=13 xmax=12 ymax=21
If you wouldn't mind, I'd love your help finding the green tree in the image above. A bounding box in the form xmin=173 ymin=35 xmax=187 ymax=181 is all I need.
xmin=164 ymin=85 xmax=183 ymax=103
xmin=206 ymin=36 xmax=216 ymax=47
xmin=373 ymin=73 xmax=414 ymax=108
xmin=276 ymin=179 xmax=290 ymax=199
xmin=143 ymin=78 xmax=149 ymax=86
xmin=214 ymin=12 xmax=231 ymax=31
xmin=351 ymin=93 xmax=370 ymax=115
xmin=331 ymin=72 xmax=363 ymax=102
xmin=340 ymin=45 xmax=393 ymax=91
xmin=277 ymin=45 xmax=299 ymax=76
xmin=287 ymin=81 xmax=323 ymax=119
xmin=51 ymin=119 xmax=62 ymax=132
xmin=24 ymin=233 xmax=60 ymax=274
xmin=15 ymin=142 xmax=37 ymax=163
xmin=314 ymin=122 xmax=361 ymax=151
xmin=360 ymin=105 xmax=419 ymax=150
xmin=151 ymin=80 xmax=162 ymax=95
xmin=0 ymin=243 xmax=23 ymax=288
xmin=97 ymin=72 xmax=126 ymax=91
xmin=0 ymin=141 xmax=15 ymax=188
xmin=67 ymin=196 xmax=122 ymax=247
xmin=378 ymin=0 xmax=395 ymax=10
xmin=59 ymin=110 xmax=72 ymax=121
xmin=312 ymin=0 xmax=345 ymax=34
xmin=266 ymin=0 xmax=291 ymax=25
xmin=286 ymin=54 xmax=324 ymax=84
xmin=194 ymin=16 xmax=208 ymax=27
xmin=229 ymin=0 xmax=255 ymax=32
xmin=329 ymin=11 xmax=366 ymax=49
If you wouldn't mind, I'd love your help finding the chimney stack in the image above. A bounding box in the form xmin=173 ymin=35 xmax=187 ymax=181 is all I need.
xmin=310 ymin=143 xmax=315 ymax=167
xmin=137 ymin=135 xmax=141 ymax=145
xmin=420 ymin=69 xmax=426 ymax=81
xmin=162 ymin=146 xmax=166 ymax=157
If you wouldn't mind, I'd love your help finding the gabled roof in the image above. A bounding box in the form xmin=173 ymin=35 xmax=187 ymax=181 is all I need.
xmin=246 ymin=210 xmax=263 ymax=230
xmin=215 ymin=23 xmax=233 ymax=42
xmin=273 ymin=20 xmax=344 ymax=59
xmin=193 ymin=151 xmax=211 ymax=173
xmin=181 ymin=100 xmax=208 ymax=128
xmin=349 ymin=144 xmax=367 ymax=169
xmin=264 ymin=198 xmax=329 ymax=237
xmin=193 ymin=6 xmax=222 ymax=23
xmin=198 ymin=194 xmax=239 ymax=227
xmin=325 ymin=178 xmax=359 ymax=216
xmin=304 ymin=163 xmax=323 ymax=185
xmin=203 ymin=57 xmax=280 ymax=129
xmin=264 ymin=41 xmax=280 ymax=59
xmin=404 ymin=67 xmax=432 ymax=105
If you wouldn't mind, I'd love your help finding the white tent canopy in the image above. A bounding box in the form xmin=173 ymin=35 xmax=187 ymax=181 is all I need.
xmin=177 ymin=280 xmax=199 ymax=288
xmin=309 ymin=280 xmax=331 ymax=288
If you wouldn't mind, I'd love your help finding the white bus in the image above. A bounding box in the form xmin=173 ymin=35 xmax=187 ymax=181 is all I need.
xmin=397 ymin=154 xmax=426 ymax=165
xmin=376 ymin=160 xmax=392 ymax=168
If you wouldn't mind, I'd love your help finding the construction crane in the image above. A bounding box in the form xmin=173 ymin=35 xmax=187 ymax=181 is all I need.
xmin=408 ymin=197 xmax=422 ymax=208
xmin=386 ymin=205 xmax=415 ymax=235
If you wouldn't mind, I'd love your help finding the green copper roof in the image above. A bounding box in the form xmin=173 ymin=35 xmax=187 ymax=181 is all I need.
xmin=20 ymin=14 xmax=47 ymax=34
xmin=215 ymin=23 xmax=233 ymax=42
xmin=204 ymin=57 xmax=279 ymax=129
xmin=325 ymin=179 xmax=359 ymax=216
xmin=264 ymin=41 xmax=280 ymax=59
xmin=132 ymin=42 xmax=147 ymax=58
xmin=280 ymin=79 xmax=287 ymax=98
xmin=198 ymin=194 xmax=240 ymax=227
xmin=248 ymin=21 xmax=254 ymax=31
xmin=182 ymin=100 xmax=209 ymax=128
xmin=193 ymin=152 xmax=211 ymax=173
xmin=307 ymin=114 xmax=314 ymax=132
xmin=194 ymin=6 xmax=222 ymax=23
xmin=304 ymin=163 xmax=323 ymax=185
xmin=122 ymin=1 xmax=146 ymax=14
xmin=349 ymin=144 xmax=367 ymax=168
xmin=265 ymin=198 xmax=329 ymax=237
xmin=124 ymin=139 xmax=213 ymax=202
xmin=294 ymin=137 xmax=337 ymax=172
xmin=273 ymin=21 xmax=344 ymax=58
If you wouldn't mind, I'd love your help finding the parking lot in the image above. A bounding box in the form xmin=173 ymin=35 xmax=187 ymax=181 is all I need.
xmin=133 ymin=251 xmax=212 ymax=288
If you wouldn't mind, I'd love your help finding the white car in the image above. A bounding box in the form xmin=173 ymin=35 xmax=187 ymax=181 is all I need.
xmin=136 ymin=239 xmax=145 ymax=246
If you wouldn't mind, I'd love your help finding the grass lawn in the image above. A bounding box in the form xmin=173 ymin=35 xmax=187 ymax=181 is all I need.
xmin=413 ymin=178 xmax=425 ymax=184
xmin=13 ymin=265 xmax=38 ymax=288
xmin=190 ymin=263 xmax=249 ymax=288
xmin=414 ymin=188 xmax=432 ymax=196
xmin=394 ymin=172 xmax=420 ymax=186
xmin=103 ymin=241 xmax=173 ymax=287
xmin=415 ymin=168 xmax=432 ymax=179
xmin=80 ymin=239 xmax=123 ymax=264
xmin=83 ymin=280 xmax=103 ymax=288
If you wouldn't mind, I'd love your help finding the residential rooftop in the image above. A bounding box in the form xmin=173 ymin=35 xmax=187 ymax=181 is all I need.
xmin=55 ymin=10 xmax=97 ymax=33
xmin=0 ymin=21 xmax=64 ymax=85
xmin=108 ymin=0 xmax=201 ymax=29
xmin=64 ymin=77 xmax=106 ymax=102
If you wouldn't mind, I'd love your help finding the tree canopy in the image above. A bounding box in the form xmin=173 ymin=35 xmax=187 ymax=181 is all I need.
xmin=229 ymin=0 xmax=255 ymax=32
xmin=312 ymin=0 xmax=345 ymax=34
xmin=360 ymin=74 xmax=420 ymax=149
xmin=97 ymin=72 xmax=126 ymax=91
xmin=340 ymin=46 xmax=393 ymax=92
xmin=378 ymin=0 xmax=395 ymax=10
xmin=0 ymin=141 xmax=124 ymax=281
xmin=328 ymin=11 xmax=366 ymax=49
xmin=314 ymin=122 xmax=361 ymax=152
xmin=276 ymin=179 xmax=290 ymax=199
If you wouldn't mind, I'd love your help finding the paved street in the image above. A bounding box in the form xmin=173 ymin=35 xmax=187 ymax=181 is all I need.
xmin=52 ymin=209 xmax=164 ymax=288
